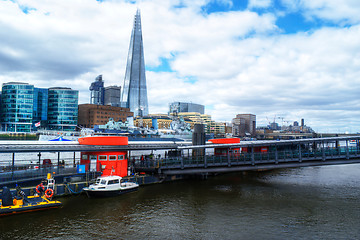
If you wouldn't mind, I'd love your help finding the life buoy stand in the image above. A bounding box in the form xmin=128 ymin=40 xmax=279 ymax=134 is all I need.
xmin=45 ymin=188 xmax=54 ymax=199
xmin=36 ymin=184 xmax=45 ymax=194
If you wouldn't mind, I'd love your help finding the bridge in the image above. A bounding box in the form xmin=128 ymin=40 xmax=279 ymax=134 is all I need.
xmin=134 ymin=136 xmax=360 ymax=175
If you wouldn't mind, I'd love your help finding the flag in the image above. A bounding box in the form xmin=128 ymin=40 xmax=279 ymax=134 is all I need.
xmin=35 ymin=121 xmax=41 ymax=127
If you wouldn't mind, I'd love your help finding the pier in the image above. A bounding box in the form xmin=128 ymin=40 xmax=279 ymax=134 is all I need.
xmin=0 ymin=136 xmax=359 ymax=196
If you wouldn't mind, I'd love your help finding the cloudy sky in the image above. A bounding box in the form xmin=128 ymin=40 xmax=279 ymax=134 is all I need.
xmin=0 ymin=0 xmax=359 ymax=133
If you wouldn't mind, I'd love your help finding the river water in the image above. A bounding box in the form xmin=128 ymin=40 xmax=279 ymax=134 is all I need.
xmin=1 ymin=164 xmax=360 ymax=239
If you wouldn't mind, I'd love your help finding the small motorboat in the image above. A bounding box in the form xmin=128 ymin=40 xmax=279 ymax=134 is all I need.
xmin=83 ymin=175 xmax=139 ymax=198
xmin=0 ymin=186 xmax=62 ymax=217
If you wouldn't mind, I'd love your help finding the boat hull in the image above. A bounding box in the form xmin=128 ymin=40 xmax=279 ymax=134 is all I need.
xmin=0 ymin=197 xmax=62 ymax=217
xmin=83 ymin=186 xmax=138 ymax=198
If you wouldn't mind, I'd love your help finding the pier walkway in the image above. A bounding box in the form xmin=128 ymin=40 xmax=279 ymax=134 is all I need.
xmin=134 ymin=136 xmax=360 ymax=175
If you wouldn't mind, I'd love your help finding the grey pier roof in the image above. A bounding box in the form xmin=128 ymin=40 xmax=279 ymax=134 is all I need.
xmin=0 ymin=136 xmax=358 ymax=153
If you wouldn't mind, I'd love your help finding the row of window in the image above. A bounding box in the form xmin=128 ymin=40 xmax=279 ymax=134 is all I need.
xmin=82 ymin=154 xmax=125 ymax=161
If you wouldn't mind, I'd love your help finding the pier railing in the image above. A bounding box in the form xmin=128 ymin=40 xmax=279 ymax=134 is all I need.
xmin=134 ymin=145 xmax=360 ymax=173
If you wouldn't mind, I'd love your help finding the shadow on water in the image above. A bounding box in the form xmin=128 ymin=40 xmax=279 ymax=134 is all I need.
xmin=1 ymin=165 xmax=360 ymax=239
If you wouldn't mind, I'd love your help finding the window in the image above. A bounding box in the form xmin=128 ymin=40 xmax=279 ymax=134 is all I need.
xmin=90 ymin=155 xmax=97 ymax=160
xmin=99 ymin=155 xmax=107 ymax=160
xmin=118 ymin=155 xmax=124 ymax=160
xmin=108 ymin=179 xmax=120 ymax=185
xmin=82 ymin=154 xmax=88 ymax=160
xmin=109 ymin=155 xmax=117 ymax=161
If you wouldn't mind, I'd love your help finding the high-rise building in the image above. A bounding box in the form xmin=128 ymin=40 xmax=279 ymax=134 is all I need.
xmin=232 ymin=114 xmax=256 ymax=137
xmin=1 ymin=82 xmax=34 ymax=132
xmin=90 ymin=75 xmax=105 ymax=105
xmin=169 ymin=102 xmax=205 ymax=115
xmin=121 ymin=9 xmax=149 ymax=117
xmin=47 ymin=87 xmax=78 ymax=131
xmin=104 ymin=86 xmax=121 ymax=107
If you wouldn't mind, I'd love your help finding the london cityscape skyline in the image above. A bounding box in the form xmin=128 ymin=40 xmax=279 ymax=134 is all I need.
xmin=0 ymin=0 xmax=359 ymax=133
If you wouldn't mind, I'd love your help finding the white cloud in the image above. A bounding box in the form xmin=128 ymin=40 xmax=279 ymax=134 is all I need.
xmin=0 ymin=0 xmax=359 ymax=132
xmin=281 ymin=0 xmax=360 ymax=24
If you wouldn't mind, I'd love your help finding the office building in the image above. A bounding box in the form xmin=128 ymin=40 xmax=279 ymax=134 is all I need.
xmin=232 ymin=114 xmax=256 ymax=137
xmin=33 ymin=88 xmax=48 ymax=127
xmin=1 ymin=82 xmax=34 ymax=132
xmin=104 ymin=86 xmax=121 ymax=106
xmin=169 ymin=102 xmax=205 ymax=115
xmin=78 ymin=104 xmax=133 ymax=128
xmin=121 ymin=9 xmax=149 ymax=117
xmin=90 ymin=75 xmax=105 ymax=105
xmin=47 ymin=87 xmax=78 ymax=131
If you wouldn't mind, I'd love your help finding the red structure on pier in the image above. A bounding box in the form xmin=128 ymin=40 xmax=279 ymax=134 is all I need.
xmin=79 ymin=136 xmax=129 ymax=177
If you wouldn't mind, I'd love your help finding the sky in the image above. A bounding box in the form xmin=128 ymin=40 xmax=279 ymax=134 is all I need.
xmin=0 ymin=0 xmax=359 ymax=133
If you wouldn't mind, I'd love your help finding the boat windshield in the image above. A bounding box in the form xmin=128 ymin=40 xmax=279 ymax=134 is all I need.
xmin=96 ymin=179 xmax=107 ymax=185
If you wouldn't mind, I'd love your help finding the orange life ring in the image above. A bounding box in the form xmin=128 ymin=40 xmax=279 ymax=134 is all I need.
xmin=36 ymin=184 xmax=45 ymax=194
xmin=45 ymin=188 xmax=54 ymax=199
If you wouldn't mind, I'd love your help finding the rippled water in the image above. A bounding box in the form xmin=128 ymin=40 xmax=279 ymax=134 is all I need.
xmin=1 ymin=164 xmax=360 ymax=239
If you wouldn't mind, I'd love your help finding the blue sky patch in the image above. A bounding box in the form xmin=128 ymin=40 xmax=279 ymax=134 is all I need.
xmin=146 ymin=57 xmax=174 ymax=72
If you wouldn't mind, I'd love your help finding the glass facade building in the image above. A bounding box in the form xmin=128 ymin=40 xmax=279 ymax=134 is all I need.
xmin=47 ymin=88 xmax=78 ymax=131
xmin=121 ymin=9 xmax=149 ymax=117
xmin=169 ymin=102 xmax=205 ymax=115
xmin=33 ymin=88 xmax=48 ymax=127
xmin=89 ymin=75 xmax=104 ymax=105
xmin=1 ymin=82 xmax=34 ymax=132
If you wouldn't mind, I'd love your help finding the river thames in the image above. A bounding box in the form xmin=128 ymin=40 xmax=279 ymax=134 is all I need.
xmin=1 ymin=164 xmax=360 ymax=239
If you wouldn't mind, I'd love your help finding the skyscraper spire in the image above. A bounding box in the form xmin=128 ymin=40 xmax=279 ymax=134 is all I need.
xmin=121 ymin=9 xmax=149 ymax=117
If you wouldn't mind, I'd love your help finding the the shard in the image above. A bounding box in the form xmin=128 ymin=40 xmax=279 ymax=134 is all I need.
xmin=121 ymin=9 xmax=149 ymax=117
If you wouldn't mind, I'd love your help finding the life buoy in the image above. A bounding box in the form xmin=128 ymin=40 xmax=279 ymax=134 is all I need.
xmin=45 ymin=188 xmax=54 ymax=199
xmin=36 ymin=184 xmax=45 ymax=194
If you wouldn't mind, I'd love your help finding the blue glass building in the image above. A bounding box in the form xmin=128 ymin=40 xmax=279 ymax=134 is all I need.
xmin=47 ymin=87 xmax=78 ymax=131
xmin=33 ymin=88 xmax=48 ymax=127
xmin=1 ymin=82 xmax=34 ymax=132
xmin=89 ymin=75 xmax=104 ymax=105
xmin=121 ymin=9 xmax=149 ymax=117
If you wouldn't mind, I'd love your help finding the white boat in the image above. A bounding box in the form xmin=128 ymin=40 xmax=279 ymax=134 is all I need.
xmin=83 ymin=175 xmax=139 ymax=198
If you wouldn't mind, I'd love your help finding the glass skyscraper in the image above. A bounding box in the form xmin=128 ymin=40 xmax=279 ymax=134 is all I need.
xmin=47 ymin=87 xmax=79 ymax=131
xmin=89 ymin=75 xmax=104 ymax=105
xmin=121 ymin=9 xmax=149 ymax=117
xmin=1 ymin=82 xmax=34 ymax=132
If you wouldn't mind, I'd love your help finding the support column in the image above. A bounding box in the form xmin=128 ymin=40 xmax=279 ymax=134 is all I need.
xmin=73 ymin=152 xmax=76 ymax=167
xmin=251 ymin=147 xmax=255 ymax=165
xmin=11 ymin=152 xmax=15 ymax=181
xmin=275 ymin=147 xmax=278 ymax=164
xmin=204 ymin=148 xmax=207 ymax=168
xmin=57 ymin=152 xmax=60 ymax=174
xmin=227 ymin=148 xmax=231 ymax=167
xmin=322 ymin=141 xmax=325 ymax=161
xmin=346 ymin=140 xmax=349 ymax=159
xmin=298 ymin=144 xmax=302 ymax=162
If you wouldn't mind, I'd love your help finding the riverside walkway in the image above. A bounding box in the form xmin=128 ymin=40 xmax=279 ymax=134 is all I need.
xmin=135 ymin=136 xmax=360 ymax=175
